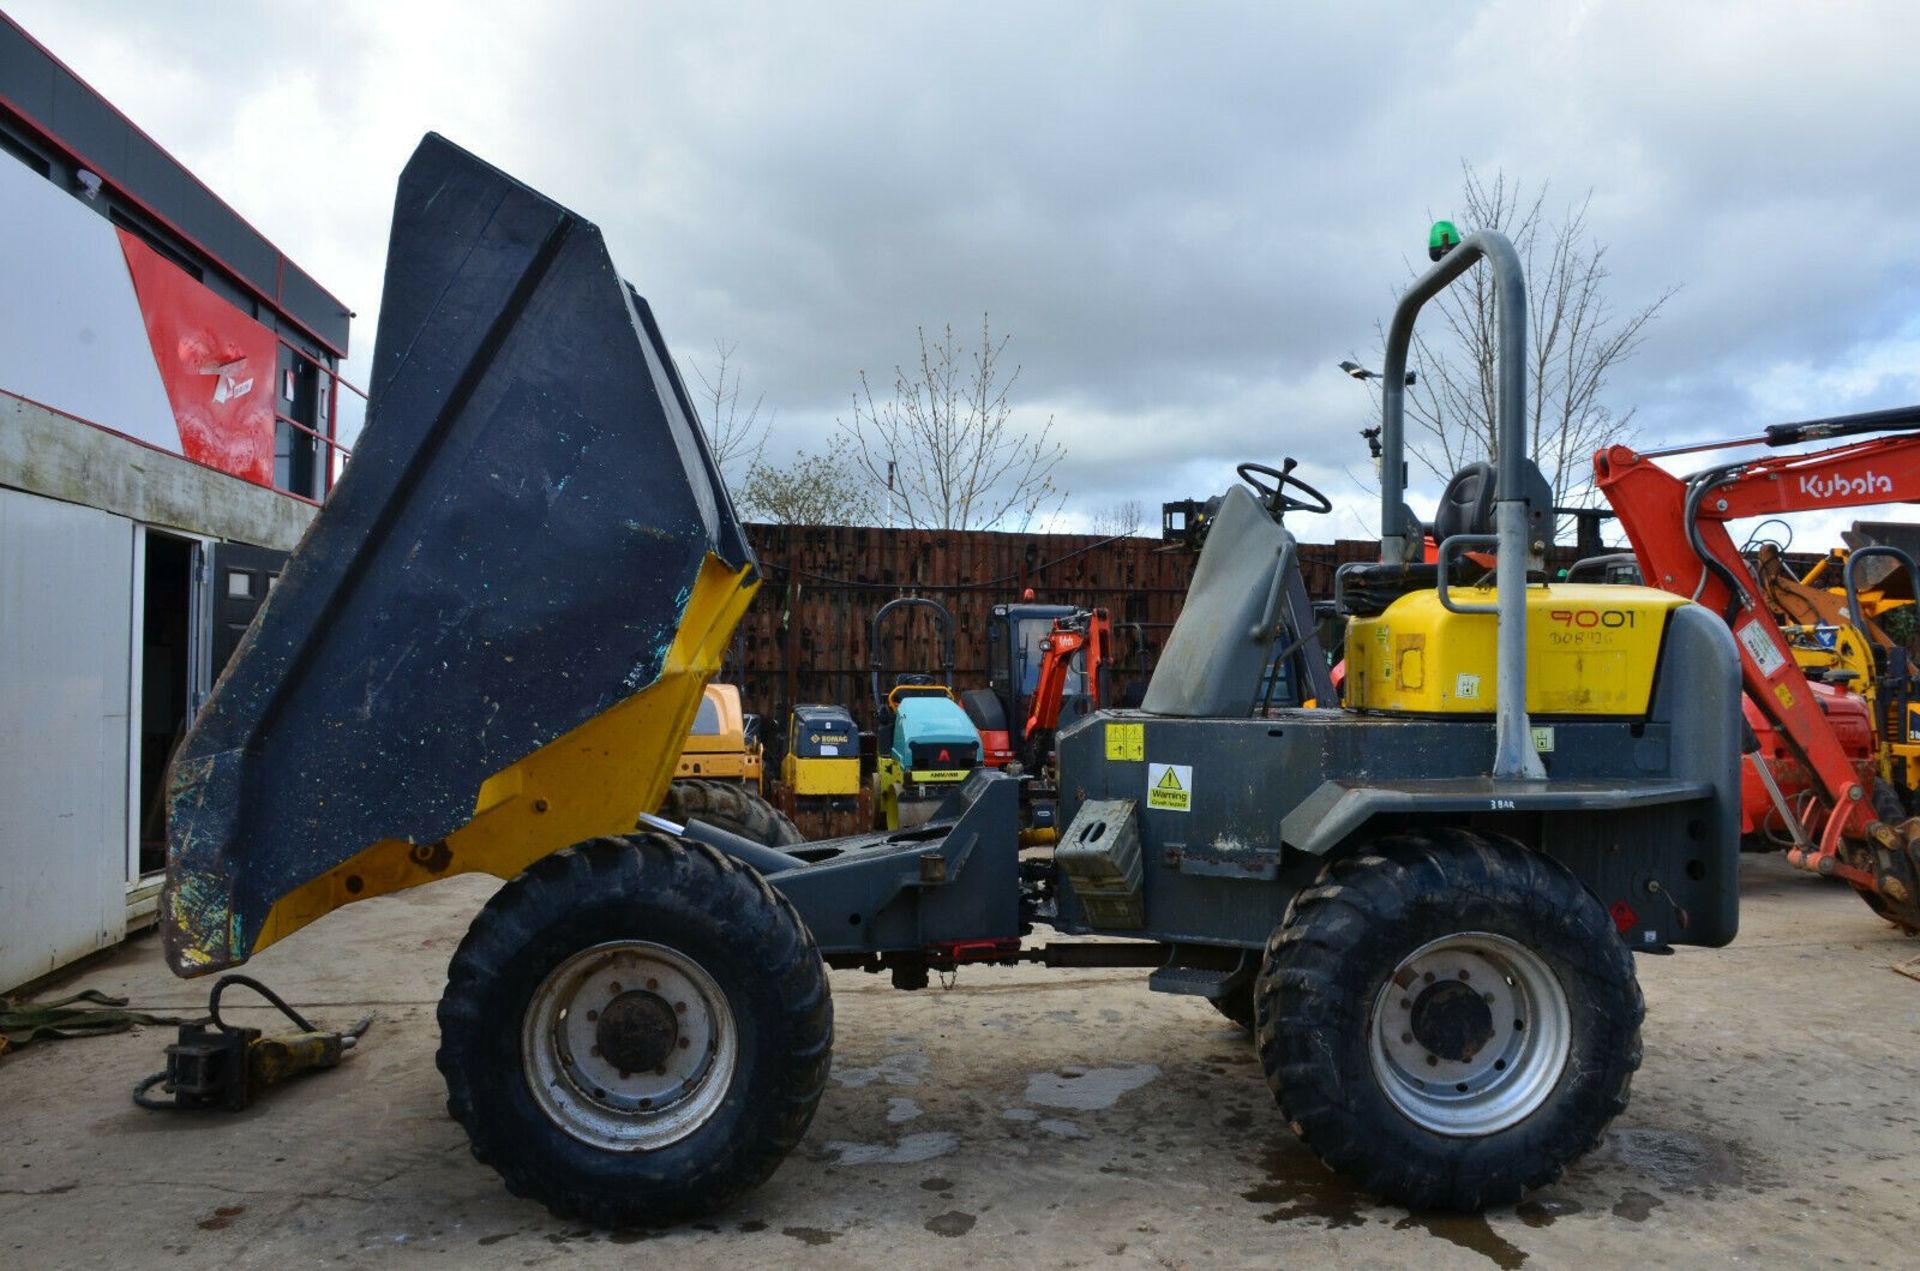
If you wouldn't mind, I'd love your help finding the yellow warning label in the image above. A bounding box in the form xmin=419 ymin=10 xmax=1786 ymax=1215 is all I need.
xmin=1146 ymin=762 xmax=1192 ymax=812
xmin=909 ymin=769 xmax=972 ymax=784
xmin=1105 ymin=721 xmax=1145 ymax=761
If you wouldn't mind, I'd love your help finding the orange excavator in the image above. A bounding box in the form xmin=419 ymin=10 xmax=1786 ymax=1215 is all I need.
xmin=1597 ymin=404 xmax=1920 ymax=931
xmin=960 ymin=599 xmax=1113 ymax=839
xmin=1019 ymin=607 xmax=1112 ymax=773
xmin=966 ymin=599 xmax=1113 ymax=775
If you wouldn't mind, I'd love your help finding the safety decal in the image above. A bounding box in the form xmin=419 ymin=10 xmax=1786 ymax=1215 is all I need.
xmin=1531 ymin=726 xmax=1555 ymax=752
xmin=1105 ymin=721 xmax=1145 ymax=761
xmin=1455 ymin=672 xmax=1481 ymax=700
xmin=1147 ymin=762 xmax=1192 ymax=812
xmin=1736 ymin=618 xmax=1787 ymax=677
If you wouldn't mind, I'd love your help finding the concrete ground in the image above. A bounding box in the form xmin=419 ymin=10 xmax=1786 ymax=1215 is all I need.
xmin=4 ymin=852 xmax=1917 ymax=1269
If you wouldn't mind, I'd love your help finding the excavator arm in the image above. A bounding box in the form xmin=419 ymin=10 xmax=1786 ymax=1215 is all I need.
xmin=1754 ymin=545 xmax=1891 ymax=646
xmin=1596 ymin=424 xmax=1920 ymax=925
xmin=1020 ymin=608 xmax=1111 ymax=772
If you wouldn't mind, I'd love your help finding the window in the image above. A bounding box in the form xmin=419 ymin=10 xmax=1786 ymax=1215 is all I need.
xmin=273 ymin=347 xmax=321 ymax=499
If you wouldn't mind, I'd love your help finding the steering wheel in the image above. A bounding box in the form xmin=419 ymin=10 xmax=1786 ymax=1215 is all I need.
xmin=1237 ymin=460 xmax=1332 ymax=516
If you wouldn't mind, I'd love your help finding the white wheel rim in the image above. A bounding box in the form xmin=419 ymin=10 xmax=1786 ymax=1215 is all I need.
xmin=521 ymin=939 xmax=737 ymax=1151
xmin=1366 ymin=931 xmax=1571 ymax=1136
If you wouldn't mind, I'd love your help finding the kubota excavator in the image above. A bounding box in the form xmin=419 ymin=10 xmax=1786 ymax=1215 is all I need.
xmin=1561 ymin=542 xmax=1884 ymax=849
xmin=967 ymin=599 xmax=1113 ymax=773
xmin=1598 ymin=405 xmax=1920 ymax=931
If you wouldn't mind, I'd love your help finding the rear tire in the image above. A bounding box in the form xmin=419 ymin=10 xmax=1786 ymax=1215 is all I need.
xmin=437 ymin=835 xmax=832 ymax=1226
xmin=1255 ymin=829 xmax=1641 ymax=1210
xmin=662 ymin=779 xmax=804 ymax=847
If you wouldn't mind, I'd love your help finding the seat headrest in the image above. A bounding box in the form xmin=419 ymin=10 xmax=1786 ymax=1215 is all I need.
xmin=1431 ymin=459 xmax=1559 ymax=550
xmin=1433 ymin=462 xmax=1496 ymax=544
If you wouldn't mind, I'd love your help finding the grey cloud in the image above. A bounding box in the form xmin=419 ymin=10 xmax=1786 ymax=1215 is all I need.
xmin=15 ymin=0 xmax=1920 ymax=534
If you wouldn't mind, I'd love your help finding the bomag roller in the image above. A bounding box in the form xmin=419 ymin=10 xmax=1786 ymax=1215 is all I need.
xmin=162 ymin=137 xmax=1744 ymax=1225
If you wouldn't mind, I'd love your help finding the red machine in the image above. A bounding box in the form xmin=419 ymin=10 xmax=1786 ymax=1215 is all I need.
xmin=1740 ymin=689 xmax=1876 ymax=844
xmin=1020 ymin=609 xmax=1112 ymax=772
xmin=1596 ymin=405 xmax=1920 ymax=930
xmin=967 ymin=602 xmax=1112 ymax=773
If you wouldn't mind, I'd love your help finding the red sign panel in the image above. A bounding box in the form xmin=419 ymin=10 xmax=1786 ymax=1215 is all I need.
xmin=118 ymin=229 xmax=277 ymax=486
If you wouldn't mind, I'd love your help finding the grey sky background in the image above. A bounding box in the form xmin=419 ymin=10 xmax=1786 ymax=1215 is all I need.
xmin=16 ymin=0 xmax=1920 ymax=545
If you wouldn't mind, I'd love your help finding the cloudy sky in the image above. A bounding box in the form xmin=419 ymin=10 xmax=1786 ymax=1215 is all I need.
xmin=17 ymin=0 xmax=1920 ymax=546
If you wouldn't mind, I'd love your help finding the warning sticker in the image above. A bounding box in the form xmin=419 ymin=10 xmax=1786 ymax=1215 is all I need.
xmin=1105 ymin=721 xmax=1145 ymax=761
xmin=1455 ymin=672 xmax=1481 ymax=700
xmin=1531 ymin=726 xmax=1555 ymax=753
xmin=1147 ymin=762 xmax=1192 ymax=812
xmin=1736 ymin=619 xmax=1787 ymax=677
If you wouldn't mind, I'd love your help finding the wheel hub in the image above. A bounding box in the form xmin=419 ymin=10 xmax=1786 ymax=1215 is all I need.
xmin=1368 ymin=932 xmax=1571 ymax=1136
xmin=521 ymin=940 xmax=737 ymax=1151
xmin=1409 ymin=978 xmax=1495 ymax=1062
xmin=596 ymin=990 xmax=680 ymax=1074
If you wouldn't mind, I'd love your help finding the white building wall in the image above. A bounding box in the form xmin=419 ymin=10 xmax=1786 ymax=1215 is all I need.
xmin=0 ymin=487 xmax=136 ymax=988
xmin=0 ymin=154 xmax=177 ymax=452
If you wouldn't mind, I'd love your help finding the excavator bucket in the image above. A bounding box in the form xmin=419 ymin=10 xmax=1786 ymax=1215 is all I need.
xmin=162 ymin=135 xmax=757 ymax=976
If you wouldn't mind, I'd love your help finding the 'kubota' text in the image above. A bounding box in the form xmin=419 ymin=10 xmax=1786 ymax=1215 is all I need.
xmin=1798 ymin=469 xmax=1893 ymax=499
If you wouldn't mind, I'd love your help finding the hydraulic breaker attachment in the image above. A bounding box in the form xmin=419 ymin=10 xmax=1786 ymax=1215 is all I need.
xmin=132 ymin=975 xmax=372 ymax=1112
xmin=162 ymin=135 xmax=756 ymax=975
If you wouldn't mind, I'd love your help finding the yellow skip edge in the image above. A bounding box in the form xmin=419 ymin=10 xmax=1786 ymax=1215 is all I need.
xmin=246 ymin=555 xmax=759 ymax=957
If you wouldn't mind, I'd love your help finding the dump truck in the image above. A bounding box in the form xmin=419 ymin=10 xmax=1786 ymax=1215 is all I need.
xmin=161 ymin=137 xmax=1744 ymax=1225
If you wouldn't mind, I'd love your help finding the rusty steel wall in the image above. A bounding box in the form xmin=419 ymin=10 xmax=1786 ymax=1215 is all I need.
xmin=730 ymin=523 xmax=1386 ymax=755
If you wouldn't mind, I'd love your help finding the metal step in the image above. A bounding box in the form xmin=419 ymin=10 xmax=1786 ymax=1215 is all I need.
xmin=1147 ymin=965 xmax=1243 ymax=1000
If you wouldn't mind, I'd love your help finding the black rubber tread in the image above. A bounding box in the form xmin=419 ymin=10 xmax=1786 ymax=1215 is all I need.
xmin=1872 ymin=778 xmax=1907 ymax=826
xmin=1254 ymin=828 xmax=1643 ymax=1211
xmin=436 ymin=834 xmax=832 ymax=1227
xmin=661 ymin=779 xmax=804 ymax=846
xmin=1857 ymin=781 xmax=1920 ymax=931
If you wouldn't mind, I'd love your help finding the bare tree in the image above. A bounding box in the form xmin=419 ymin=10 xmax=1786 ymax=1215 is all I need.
xmin=1395 ymin=165 xmax=1677 ymax=513
xmin=838 ymin=316 xmax=1066 ymax=530
xmin=689 ymin=339 xmax=771 ymax=486
xmin=1090 ymin=499 xmax=1147 ymax=537
xmin=737 ymin=439 xmax=878 ymax=526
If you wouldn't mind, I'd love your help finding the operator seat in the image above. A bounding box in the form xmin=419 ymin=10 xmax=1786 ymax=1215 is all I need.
xmin=1337 ymin=458 xmax=1556 ymax=618
xmin=1430 ymin=460 xmax=1498 ymax=544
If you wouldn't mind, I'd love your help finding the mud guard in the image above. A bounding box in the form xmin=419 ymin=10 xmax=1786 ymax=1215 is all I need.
xmin=164 ymin=135 xmax=754 ymax=974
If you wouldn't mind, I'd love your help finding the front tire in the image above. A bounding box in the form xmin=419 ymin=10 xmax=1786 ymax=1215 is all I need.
xmin=437 ymin=835 xmax=832 ymax=1226
xmin=1255 ymin=829 xmax=1641 ymax=1210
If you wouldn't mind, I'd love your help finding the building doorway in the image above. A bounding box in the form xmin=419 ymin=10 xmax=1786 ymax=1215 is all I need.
xmin=137 ymin=531 xmax=196 ymax=877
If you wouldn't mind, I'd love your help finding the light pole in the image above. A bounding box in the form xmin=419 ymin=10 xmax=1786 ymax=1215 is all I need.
xmin=1338 ymin=362 xmax=1415 ymax=472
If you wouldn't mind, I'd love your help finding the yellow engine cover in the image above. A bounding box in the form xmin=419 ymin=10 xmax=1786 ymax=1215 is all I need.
xmin=1344 ymin=584 xmax=1684 ymax=716
xmin=783 ymin=753 xmax=861 ymax=796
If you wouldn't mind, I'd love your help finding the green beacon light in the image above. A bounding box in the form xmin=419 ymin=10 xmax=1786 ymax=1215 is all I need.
xmin=1428 ymin=219 xmax=1461 ymax=262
